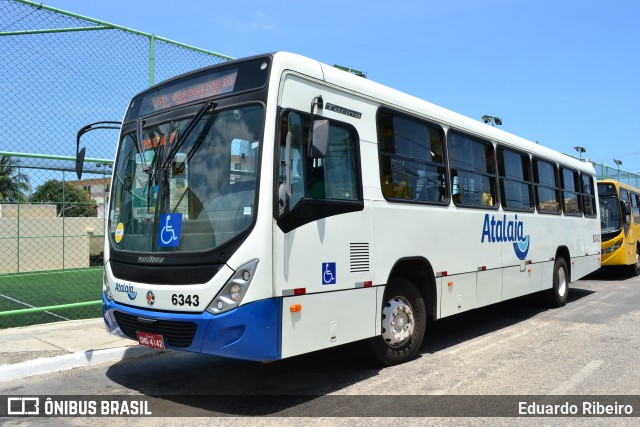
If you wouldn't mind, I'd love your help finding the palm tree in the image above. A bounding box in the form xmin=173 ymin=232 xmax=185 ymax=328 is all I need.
xmin=0 ymin=155 xmax=31 ymax=203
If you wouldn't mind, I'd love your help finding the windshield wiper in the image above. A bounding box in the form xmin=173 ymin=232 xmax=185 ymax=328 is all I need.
xmin=162 ymin=100 xmax=217 ymax=171
xmin=135 ymin=118 xmax=150 ymax=174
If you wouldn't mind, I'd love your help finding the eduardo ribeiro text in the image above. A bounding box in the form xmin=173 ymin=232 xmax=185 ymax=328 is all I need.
xmin=519 ymin=401 xmax=633 ymax=416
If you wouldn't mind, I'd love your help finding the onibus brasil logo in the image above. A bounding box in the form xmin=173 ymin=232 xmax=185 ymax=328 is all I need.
xmin=480 ymin=214 xmax=530 ymax=260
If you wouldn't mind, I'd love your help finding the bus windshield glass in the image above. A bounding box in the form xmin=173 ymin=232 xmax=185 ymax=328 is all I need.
xmin=109 ymin=103 xmax=263 ymax=253
xmin=599 ymin=194 xmax=622 ymax=234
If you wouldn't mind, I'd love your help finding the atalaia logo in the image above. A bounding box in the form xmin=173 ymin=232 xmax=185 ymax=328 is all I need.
xmin=480 ymin=213 xmax=530 ymax=260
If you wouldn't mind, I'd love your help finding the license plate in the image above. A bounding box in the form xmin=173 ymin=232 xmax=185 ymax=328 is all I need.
xmin=137 ymin=331 xmax=165 ymax=350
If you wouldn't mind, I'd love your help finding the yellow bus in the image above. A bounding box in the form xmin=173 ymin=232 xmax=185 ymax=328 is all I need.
xmin=598 ymin=180 xmax=640 ymax=275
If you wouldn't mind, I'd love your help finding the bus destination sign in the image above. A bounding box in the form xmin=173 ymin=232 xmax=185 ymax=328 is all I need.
xmin=150 ymin=70 xmax=238 ymax=111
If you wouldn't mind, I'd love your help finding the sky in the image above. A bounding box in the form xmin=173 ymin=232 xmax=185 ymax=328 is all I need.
xmin=32 ymin=0 xmax=640 ymax=175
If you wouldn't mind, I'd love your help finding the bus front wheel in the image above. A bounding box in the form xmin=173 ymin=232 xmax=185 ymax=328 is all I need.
xmin=545 ymin=258 xmax=569 ymax=307
xmin=368 ymin=279 xmax=426 ymax=365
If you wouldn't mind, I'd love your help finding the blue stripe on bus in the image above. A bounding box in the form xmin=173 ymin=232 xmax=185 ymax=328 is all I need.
xmin=103 ymin=296 xmax=282 ymax=362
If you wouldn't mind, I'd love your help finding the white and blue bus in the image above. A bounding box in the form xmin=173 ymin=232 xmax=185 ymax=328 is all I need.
xmin=97 ymin=52 xmax=600 ymax=365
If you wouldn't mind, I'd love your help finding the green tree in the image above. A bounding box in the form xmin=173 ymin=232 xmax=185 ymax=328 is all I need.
xmin=0 ymin=155 xmax=31 ymax=202
xmin=30 ymin=179 xmax=97 ymax=217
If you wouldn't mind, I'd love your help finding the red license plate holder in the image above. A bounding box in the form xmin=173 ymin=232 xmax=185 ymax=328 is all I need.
xmin=137 ymin=331 xmax=165 ymax=350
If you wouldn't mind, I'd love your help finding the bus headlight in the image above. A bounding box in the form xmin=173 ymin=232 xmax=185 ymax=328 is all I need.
xmin=207 ymin=260 xmax=258 ymax=315
xmin=603 ymin=239 xmax=623 ymax=254
xmin=103 ymin=270 xmax=113 ymax=301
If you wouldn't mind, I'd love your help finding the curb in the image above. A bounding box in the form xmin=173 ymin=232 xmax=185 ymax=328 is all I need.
xmin=0 ymin=346 xmax=159 ymax=382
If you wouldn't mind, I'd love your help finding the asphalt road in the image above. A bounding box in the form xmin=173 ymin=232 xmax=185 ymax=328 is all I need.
xmin=2 ymin=268 xmax=639 ymax=425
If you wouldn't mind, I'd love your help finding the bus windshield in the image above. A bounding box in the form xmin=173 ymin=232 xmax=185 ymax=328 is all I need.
xmin=599 ymin=194 xmax=622 ymax=234
xmin=109 ymin=103 xmax=263 ymax=253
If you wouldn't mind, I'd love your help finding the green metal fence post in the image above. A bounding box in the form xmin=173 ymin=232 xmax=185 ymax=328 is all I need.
xmin=17 ymin=164 xmax=21 ymax=273
xmin=0 ymin=300 xmax=102 ymax=318
xmin=1 ymin=0 xmax=235 ymax=329
xmin=62 ymin=170 xmax=65 ymax=270
xmin=149 ymin=34 xmax=155 ymax=86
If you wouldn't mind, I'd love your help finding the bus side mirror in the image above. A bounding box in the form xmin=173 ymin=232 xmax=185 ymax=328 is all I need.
xmin=621 ymin=200 xmax=631 ymax=219
xmin=75 ymin=120 xmax=121 ymax=179
xmin=308 ymin=119 xmax=329 ymax=159
xmin=75 ymin=147 xmax=86 ymax=180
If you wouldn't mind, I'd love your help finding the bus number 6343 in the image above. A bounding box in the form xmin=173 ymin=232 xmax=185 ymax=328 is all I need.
xmin=172 ymin=294 xmax=199 ymax=307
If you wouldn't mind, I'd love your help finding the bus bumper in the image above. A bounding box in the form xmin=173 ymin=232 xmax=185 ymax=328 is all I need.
xmin=102 ymin=295 xmax=282 ymax=362
xmin=601 ymin=239 xmax=626 ymax=267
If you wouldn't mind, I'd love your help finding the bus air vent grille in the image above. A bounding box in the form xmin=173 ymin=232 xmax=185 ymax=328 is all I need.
xmin=113 ymin=311 xmax=197 ymax=348
xmin=350 ymin=242 xmax=370 ymax=272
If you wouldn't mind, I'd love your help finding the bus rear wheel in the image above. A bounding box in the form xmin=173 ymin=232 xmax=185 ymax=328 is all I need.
xmin=545 ymin=258 xmax=569 ymax=307
xmin=368 ymin=279 xmax=426 ymax=365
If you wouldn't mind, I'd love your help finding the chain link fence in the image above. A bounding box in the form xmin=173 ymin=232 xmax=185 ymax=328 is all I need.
xmin=593 ymin=162 xmax=640 ymax=188
xmin=0 ymin=0 xmax=232 ymax=328
xmin=0 ymin=153 xmax=110 ymax=327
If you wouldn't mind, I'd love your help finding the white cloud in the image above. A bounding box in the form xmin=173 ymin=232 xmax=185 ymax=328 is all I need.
xmin=224 ymin=12 xmax=276 ymax=33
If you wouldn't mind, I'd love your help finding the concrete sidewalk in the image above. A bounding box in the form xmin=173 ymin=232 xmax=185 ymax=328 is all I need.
xmin=0 ymin=318 xmax=158 ymax=382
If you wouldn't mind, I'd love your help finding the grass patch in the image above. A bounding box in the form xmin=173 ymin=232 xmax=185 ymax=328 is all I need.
xmin=0 ymin=268 xmax=103 ymax=328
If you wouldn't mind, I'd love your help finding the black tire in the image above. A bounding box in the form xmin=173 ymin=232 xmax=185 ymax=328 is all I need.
xmin=367 ymin=278 xmax=426 ymax=366
xmin=545 ymin=258 xmax=569 ymax=307
xmin=629 ymin=248 xmax=640 ymax=277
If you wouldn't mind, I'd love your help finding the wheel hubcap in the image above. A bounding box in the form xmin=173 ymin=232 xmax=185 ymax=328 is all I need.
xmin=381 ymin=296 xmax=414 ymax=347
xmin=558 ymin=267 xmax=567 ymax=297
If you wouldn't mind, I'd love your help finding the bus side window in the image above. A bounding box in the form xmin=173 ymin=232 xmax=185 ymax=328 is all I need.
xmin=533 ymin=158 xmax=561 ymax=213
xmin=633 ymin=193 xmax=640 ymax=223
xmin=322 ymin=125 xmax=358 ymax=200
xmin=560 ymin=167 xmax=581 ymax=216
xmin=581 ymin=174 xmax=596 ymax=218
xmin=620 ymin=190 xmax=631 ymax=224
xmin=498 ymin=147 xmax=534 ymax=211
xmin=448 ymin=131 xmax=497 ymax=208
xmin=307 ymin=163 xmax=325 ymax=198
xmin=377 ymin=110 xmax=447 ymax=203
xmin=279 ymin=110 xmax=359 ymax=209
xmin=278 ymin=112 xmax=304 ymax=212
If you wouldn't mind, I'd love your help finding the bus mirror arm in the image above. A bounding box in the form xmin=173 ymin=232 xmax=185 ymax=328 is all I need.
xmin=75 ymin=120 xmax=121 ymax=180
xmin=308 ymin=95 xmax=328 ymax=159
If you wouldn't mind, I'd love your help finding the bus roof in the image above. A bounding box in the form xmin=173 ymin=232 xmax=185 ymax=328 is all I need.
xmin=270 ymin=52 xmax=594 ymax=175
xmin=128 ymin=51 xmax=595 ymax=176
xmin=598 ymin=179 xmax=640 ymax=193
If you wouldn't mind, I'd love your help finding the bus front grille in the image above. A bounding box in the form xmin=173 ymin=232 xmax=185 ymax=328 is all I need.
xmin=110 ymin=260 xmax=220 ymax=285
xmin=113 ymin=311 xmax=197 ymax=348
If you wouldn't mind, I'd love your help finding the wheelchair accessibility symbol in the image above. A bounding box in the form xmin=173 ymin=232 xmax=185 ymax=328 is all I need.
xmin=157 ymin=213 xmax=183 ymax=247
xmin=322 ymin=262 xmax=336 ymax=285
